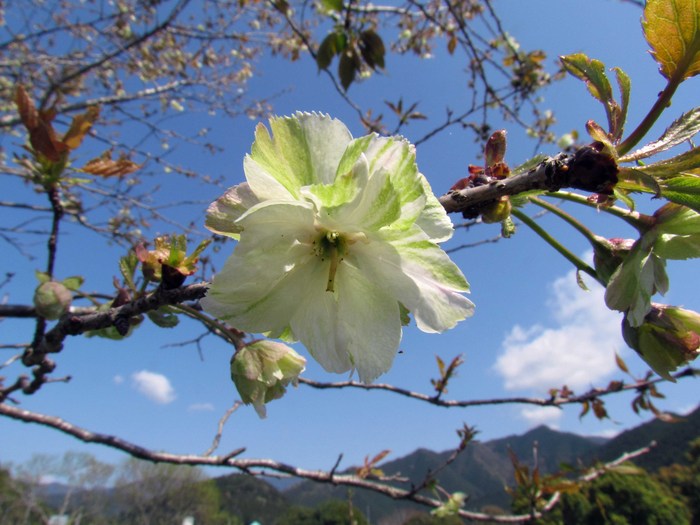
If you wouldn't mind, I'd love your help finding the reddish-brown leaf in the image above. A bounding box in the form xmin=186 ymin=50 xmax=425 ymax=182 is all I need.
xmin=81 ymin=152 xmax=141 ymax=177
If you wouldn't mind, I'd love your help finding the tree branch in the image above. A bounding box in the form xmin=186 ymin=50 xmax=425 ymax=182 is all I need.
xmin=299 ymin=367 xmax=697 ymax=410
xmin=438 ymin=146 xmax=618 ymax=215
xmin=25 ymin=283 xmax=209 ymax=358
xmin=0 ymin=401 xmax=659 ymax=523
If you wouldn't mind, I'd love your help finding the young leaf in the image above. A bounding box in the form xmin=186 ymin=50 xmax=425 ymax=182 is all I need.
xmin=617 ymin=167 xmax=663 ymax=196
xmin=61 ymin=276 xmax=85 ymax=291
xmin=628 ymin=146 xmax=700 ymax=179
xmin=561 ymin=53 xmax=620 ymax=134
xmin=147 ymin=307 xmax=180 ymax=328
xmin=643 ymin=0 xmax=700 ymax=81
xmin=660 ymin=175 xmax=700 ymax=213
xmin=560 ymin=53 xmax=613 ymax=103
xmin=35 ymin=270 xmax=51 ymax=284
xmin=119 ymin=252 xmax=139 ymax=290
xmin=62 ymin=106 xmax=100 ymax=150
xmin=612 ymin=67 xmax=631 ymax=140
xmin=620 ymin=107 xmax=700 ymax=162
xmin=615 ymin=353 xmax=630 ymax=374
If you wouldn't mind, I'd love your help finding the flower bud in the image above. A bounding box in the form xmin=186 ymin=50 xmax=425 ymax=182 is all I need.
xmin=33 ymin=281 xmax=72 ymax=320
xmin=480 ymin=196 xmax=511 ymax=224
xmin=231 ymin=340 xmax=306 ymax=418
xmin=592 ymin=236 xmax=634 ymax=283
xmin=622 ymin=304 xmax=700 ymax=381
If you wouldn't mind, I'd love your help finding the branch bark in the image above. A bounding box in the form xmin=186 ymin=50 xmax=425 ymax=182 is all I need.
xmin=438 ymin=145 xmax=618 ymax=216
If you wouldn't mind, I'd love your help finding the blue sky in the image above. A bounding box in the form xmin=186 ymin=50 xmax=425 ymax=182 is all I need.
xmin=2 ymin=0 xmax=699 ymax=477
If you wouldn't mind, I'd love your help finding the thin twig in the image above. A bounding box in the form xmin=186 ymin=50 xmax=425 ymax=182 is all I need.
xmin=299 ymin=367 xmax=697 ymax=410
xmin=203 ymin=401 xmax=242 ymax=457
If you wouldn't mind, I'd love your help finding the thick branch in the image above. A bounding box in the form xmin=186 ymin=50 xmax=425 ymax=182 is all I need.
xmin=2 ymin=283 xmax=209 ymax=400
xmin=26 ymin=283 xmax=209 ymax=359
xmin=438 ymin=146 xmax=618 ymax=215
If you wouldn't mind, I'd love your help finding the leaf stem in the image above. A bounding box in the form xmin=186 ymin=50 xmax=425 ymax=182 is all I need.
xmin=510 ymin=208 xmax=602 ymax=285
xmin=617 ymin=55 xmax=690 ymax=156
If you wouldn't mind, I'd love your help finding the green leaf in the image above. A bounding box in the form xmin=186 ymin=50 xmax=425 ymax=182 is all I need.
xmin=575 ymin=270 xmax=590 ymax=291
xmin=561 ymin=53 xmax=612 ymax=102
xmin=629 ymin=146 xmax=700 ymax=178
xmin=655 ymin=232 xmax=700 ymax=259
xmin=338 ymin=50 xmax=358 ymax=90
xmin=316 ymin=31 xmax=345 ymax=71
xmin=617 ymin=167 xmax=662 ymax=196
xmin=614 ymin=187 xmax=637 ymax=211
xmin=321 ymin=0 xmax=343 ymax=12
xmin=501 ymin=216 xmax=516 ymax=238
xmin=359 ymin=30 xmax=386 ymax=70
xmin=119 ymin=251 xmax=139 ymax=289
xmin=511 ymin=154 xmax=547 ymax=176
xmin=620 ymin=107 xmax=700 ymax=162
xmin=61 ymin=276 xmax=84 ymax=291
xmin=35 ymin=270 xmax=50 ymax=284
xmin=561 ymin=53 xmax=620 ymax=133
xmin=147 ymin=307 xmax=180 ymax=328
xmin=661 ymin=175 xmax=700 ymax=212
xmin=643 ymin=0 xmax=700 ymax=81
xmin=612 ymin=67 xmax=631 ymax=140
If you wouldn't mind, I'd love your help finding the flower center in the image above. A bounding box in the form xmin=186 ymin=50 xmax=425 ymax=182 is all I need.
xmin=319 ymin=230 xmax=346 ymax=293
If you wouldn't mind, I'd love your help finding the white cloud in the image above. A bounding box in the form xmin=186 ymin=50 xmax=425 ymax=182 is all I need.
xmin=113 ymin=375 xmax=124 ymax=385
xmin=520 ymin=406 xmax=562 ymax=428
xmin=188 ymin=403 xmax=215 ymax=412
xmin=590 ymin=428 xmax=621 ymax=439
xmin=131 ymin=370 xmax=176 ymax=404
xmin=494 ymin=270 xmax=625 ymax=392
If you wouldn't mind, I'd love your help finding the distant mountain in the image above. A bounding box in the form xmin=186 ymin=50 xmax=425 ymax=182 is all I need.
xmin=284 ymin=425 xmax=603 ymax=521
xmin=282 ymin=405 xmax=700 ymax=523
xmin=589 ymin=404 xmax=700 ymax=471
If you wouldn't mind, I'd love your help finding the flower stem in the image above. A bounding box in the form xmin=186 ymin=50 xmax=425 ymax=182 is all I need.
xmin=511 ymin=208 xmax=603 ymax=286
xmin=529 ymin=197 xmax=599 ymax=245
xmin=548 ymin=191 xmax=651 ymax=232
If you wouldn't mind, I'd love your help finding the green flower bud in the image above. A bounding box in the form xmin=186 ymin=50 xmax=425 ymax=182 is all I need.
xmin=431 ymin=492 xmax=466 ymax=518
xmin=622 ymin=304 xmax=700 ymax=381
xmin=592 ymin=236 xmax=634 ymax=283
xmin=231 ymin=340 xmax=306 ymax=418
xmin=33 ymin=281 xmax=72 ymax=320
xmin=481 ymin=196 xmax=511 ymax=224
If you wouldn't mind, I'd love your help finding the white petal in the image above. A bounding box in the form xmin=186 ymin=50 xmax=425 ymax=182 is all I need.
xmin=335 ymin=263 xmax=402 ymax=382
xmin=244 ymin=156 xmax=297 ymax=202
xmin=351 ymin=228 xmax=474 ymax=333
xmin=205 ymin=182 xmax=260 ymax=239
xmin=202 ymin=201 xmax=318 ymax=336
xmin=290 ymin=261 xmax=401 ymax=382
xmin=415 ymin=173 xmax=455 ymax=242
xmin=247 ymin=113 xmax=353 ymax=198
